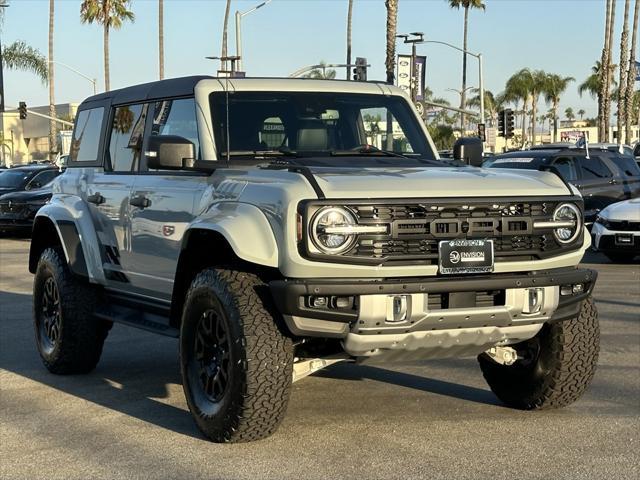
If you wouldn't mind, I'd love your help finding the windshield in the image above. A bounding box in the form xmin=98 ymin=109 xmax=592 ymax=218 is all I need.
xmin=485 ymin=157 xmax=543 ymax=169
xmin=210 ymin=91 xmax=437 ymax=166
xmin=0 ymin=170 xmax=31 ymax=188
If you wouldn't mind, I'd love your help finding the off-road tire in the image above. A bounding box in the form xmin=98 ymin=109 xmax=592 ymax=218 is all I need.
xmin=180 ymin=268 xmax=293 ymax=443
xmin=478 ymin=297 xmax=599 ymax=410
xmin=33 ymin=247 xmax=110 ymax=374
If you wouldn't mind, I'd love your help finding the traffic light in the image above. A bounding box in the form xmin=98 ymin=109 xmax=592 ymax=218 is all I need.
xmin=353 ymin=57 xmax=367 ymax=82
xmin=477 ymin=123 xmax=486 ymax=142
xmin=504 ymin=108 xmax=515 ymax=139
xmin=19 ymin=101 xmax=27 ymax=120
xmin=498 ymin=109 xmax=506 ymax=137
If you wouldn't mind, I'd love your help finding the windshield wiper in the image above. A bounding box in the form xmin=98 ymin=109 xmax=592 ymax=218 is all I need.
xmin=330 ymin=145 xmax=409 ymax=158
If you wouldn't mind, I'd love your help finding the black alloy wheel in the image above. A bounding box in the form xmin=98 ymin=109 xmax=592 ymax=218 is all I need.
xmin=38 ymin=276 xmax=62 ymax=354
xmin=193 ymin=309 xmax=231 ymax=404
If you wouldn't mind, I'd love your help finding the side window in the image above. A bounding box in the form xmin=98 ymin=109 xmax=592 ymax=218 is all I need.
xmin=151 ymin=98 xmax=200 ymax=159
xmin=552 ymin=157 xmax=577 ymax=182
xmin=29 ymin=170 xmax=59 ymax=189
xmin=360 ymin=107 xmax=415 ymax=153
xmin=578 ymin=156 xmax=613 ymax=179
xmin=108 ymin=104 xmax=148 ymax=172
xmin=611 ymin=154 xmax=640 ymax=177
xmin=69 ymin=107 xmax=104 ymax=162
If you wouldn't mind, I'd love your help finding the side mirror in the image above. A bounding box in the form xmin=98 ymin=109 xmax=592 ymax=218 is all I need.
xmin=146 ymin=135 xmax=196 ymax=170
xmin=453 ymin=137 xmax=483 ymax=167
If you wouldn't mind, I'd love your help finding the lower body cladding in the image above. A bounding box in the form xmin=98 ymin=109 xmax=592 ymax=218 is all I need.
xmin=270 ymin=267 xmax=596 ymax=362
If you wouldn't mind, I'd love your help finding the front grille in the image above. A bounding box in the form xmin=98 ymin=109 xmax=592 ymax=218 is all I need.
xmin=606 ymin=220 xmax=640 ymax=232
xmin=304 ymin=198 xmax=582 ymax=265
xmin=0 ymin=202 xmax=28 ymax=217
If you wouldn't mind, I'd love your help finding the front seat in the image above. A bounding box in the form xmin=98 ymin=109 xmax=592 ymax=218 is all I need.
xmin=296 ymin=119 xmax=329 ymax=151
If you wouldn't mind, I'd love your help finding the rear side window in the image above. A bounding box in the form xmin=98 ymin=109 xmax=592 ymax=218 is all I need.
xmin=610 ymin=154 xmax=640 ymax=177
xmin=70 ymin=107 xmax=104 ymax=162
xmin=108 ymin=104 xmax=148 ymax=172
xmin=578 ymin=156 xmax=613 ymax=179
xmin=552 ymin=157 xmax=578 ymax=182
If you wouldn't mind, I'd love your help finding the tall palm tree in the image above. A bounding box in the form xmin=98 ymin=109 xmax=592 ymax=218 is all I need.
xmin=579 ymin=60 xmax=617 ymax=99
xmin=467 ymin=88 xmax=498 ymax=126
xmin=625 ymin=0 xmax=639 ymax=142
xmin=509 ymin=68 xmax=546 ymax=146
xmin=544 ymin=73 xmax=574 ymax=142
xmin=221 ymin=0 xmax=231 ymax=72
xmin=448 ymin=0 xmax=485 ymax=130
xmin=503 ymin=71 xmax=530 ymax=143
xmin=80 ymin=0 xmax=134 ymax=92
xmin=578 ymin=108 xmax=586 ymax=120
xmin=158 ymin=0 xmax=164 ymax=79
xmin=385 ymin=0 xmax=398 ymax=150
xmin=346 ymin=0 xmax=353 ymax=80
xmin=617 ymin=0 xmax=631 ymax=145
xmin=48 ymin=0 xmax=56 ymax=161
xmin=600 ymin=0 xmax=616 ymax=142
xmin=2 ymin=41 xmax=48 ymax=83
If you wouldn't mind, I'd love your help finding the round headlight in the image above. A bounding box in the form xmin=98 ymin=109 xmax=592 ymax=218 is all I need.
xmin=553 ymin=203 xmax=581 ymax=243
xmin=310 ymin=206 xmax=357 ymax=254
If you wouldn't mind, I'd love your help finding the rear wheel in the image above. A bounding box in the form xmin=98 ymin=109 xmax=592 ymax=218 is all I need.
xmin=180 ymin=268 xmax=293 ymax=442
xmin=33 ymin=247 xmax=110 ymax=374
xmin=478 ymin=297 xmax=599 ymax=410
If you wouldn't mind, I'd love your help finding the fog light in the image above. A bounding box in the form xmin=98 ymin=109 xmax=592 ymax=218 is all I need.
xmin=332 ymin=296 xmax=351 ymax=309
xmin=572 ymin=284 xmax=584 ymax=294
xmin=386 ymin=295 xmax=409 ymax=322
xmin=560 ymin=285 xmax=573 ymax=296
xmin=310 ymin=296 xmax=328 ymax=308
xmin=523 ymin=288 xmax=544 ymax=314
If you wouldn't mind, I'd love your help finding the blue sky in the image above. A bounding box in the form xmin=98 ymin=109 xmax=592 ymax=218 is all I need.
xmin=1 ymin=0 xmax=630 ymax=118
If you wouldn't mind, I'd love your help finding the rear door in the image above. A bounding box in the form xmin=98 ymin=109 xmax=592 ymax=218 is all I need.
xmin=607 ymin=152 xmax=640 ymax=199
xmin=575 ymin=155 xmax=624 ymax=221
xmin=128 ymin=97 xmax=208 ymax=300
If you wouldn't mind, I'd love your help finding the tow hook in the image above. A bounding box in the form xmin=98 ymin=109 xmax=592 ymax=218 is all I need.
xmin=485 ymin=346 xmax=518 ymax=366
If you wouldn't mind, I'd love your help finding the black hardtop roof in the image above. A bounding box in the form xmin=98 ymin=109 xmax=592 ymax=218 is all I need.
xmin=80 ymin=75 xmax=214 ymax=107
xmin=495 ymin=150 xmax=558 ymax=159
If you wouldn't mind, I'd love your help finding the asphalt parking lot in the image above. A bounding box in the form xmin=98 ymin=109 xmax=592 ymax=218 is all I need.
xmin=1 ymin=237 xmax=638 ymax=480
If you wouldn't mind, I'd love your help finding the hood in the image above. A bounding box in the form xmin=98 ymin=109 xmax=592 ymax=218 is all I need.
xmin=0 ymin=187 xmax=53 ymax=203
xmin=600 ymin=198 xmax=640 ymax=221
xmin=308 ymin=166 xmax=573 ymax=199
xmin=0 ymin=187 xmax=20 ymax=195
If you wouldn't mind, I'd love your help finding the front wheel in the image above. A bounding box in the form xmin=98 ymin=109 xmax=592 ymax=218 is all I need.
xmin=180 ymin=268 xmax=293 ymax=442
xmin=478 ymin=297 xmax=599 ymax=410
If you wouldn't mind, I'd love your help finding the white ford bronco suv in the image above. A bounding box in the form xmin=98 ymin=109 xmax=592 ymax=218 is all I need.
xmin=29 ymin=77 xmax=599 ymax=442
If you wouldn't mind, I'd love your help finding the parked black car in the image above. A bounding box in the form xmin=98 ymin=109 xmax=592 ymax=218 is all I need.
xmin=0 ymin=165 xmax=62 ymax=196
xmin=484 ymin=146 xmax=640 ymax=223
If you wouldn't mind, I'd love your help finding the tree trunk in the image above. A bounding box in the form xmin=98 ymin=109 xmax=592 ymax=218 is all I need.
xmin=460 ymin=5 xmax=469 ymax=132
xmin=531 ymin=93 xmax=537 ymax=146
xmin=553 ymin=100 xmax=559 ymax=142
xmin=626 ymin=0 xmax=639 ymax=143
xmin=521 ymin=104 xmax=527 ymax=147
xmin=603 ymin=0 xmax=616 ymax=142
xmin=385 ymin=0 xmax=398 ymax=150
xmin=104 ymin=23 xmax=110 ymax=91
xmin=221 ymin=0 xmax=231 ymax=72
xmin=599 ymin=0 xmax=612 ymax=142
xmin=48 ymin=0 xmax=57 ymax=161
xmin=346 ymin=0 xmax=353 ymax=80
xmin=159 ymin=0 xmax=164 ymax=80
xmin=618 ymin=0 xmax=631 ymax=145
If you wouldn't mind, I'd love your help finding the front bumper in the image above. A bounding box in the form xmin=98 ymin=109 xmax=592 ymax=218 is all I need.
xmin=270 ymin=267 xmax=596 ymax=358
xmin=591 ymin=222 xmax=640 ymax=254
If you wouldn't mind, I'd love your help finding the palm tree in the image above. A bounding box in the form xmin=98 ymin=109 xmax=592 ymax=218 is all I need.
xmin=467 ymin=88 xmax=498 ymax=126
xmin=578 ymin=108 xmax=586 ymax=120
xmin=600 ymin=0 xmax=616 ymax=142
xmin=448 ymin=0 xmax=485 ymax=130
xmin=617 ymin=0 xmax=631 ymax=145
xmin=302 ymin=61 xmax=336 ymax=79
xmin=80 ymin=0 xmax=135 ymax=92
xmin=544 ymin=73 xmax=574 ymax=142
xmin=565 ymin=107 xmax=575 ymax=121
xmin=220 ymin=0 xmax=231 ymax=72
xmin=158 ymin=0 xmax=164 ymax=79
xmin=625 ymin=0 xmax=639 ymax=143
xmin=503 ymin=70 xmax=530 ymax=144
xmin=385 ymin=0 xmax=398 ymax=150
xmin=579 ymin=61 xmax=617 ymax=99
xmin=48 ymin=0 xmax=56 ymax=162
xmin=346 ymin=0 xmax=353 ymax=80
xmin=2 ymin=41 xmax=48 ymax=83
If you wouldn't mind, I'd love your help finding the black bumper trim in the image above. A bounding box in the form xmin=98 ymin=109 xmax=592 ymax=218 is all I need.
xmin=270 ymin=267 xmax=597 ymax=323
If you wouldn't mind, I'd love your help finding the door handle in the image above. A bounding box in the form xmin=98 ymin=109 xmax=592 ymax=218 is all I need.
xmin=87 ymin=193 xmax=105 ymax=205
xmin=609 ymin=179 xmax=618 ymax=185
xmin=130 ymin=195 xmax=151 ymax=209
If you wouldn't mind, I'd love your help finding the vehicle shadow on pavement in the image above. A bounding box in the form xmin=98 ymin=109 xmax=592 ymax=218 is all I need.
xmin=317 ymin=362 xmax=503 ymax=407
xmin=0 ymin=290 xmax=204 ymax=440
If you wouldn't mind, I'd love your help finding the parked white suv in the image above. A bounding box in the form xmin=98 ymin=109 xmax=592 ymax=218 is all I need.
xmin=29 ymin=77 xmax=599 ymax=442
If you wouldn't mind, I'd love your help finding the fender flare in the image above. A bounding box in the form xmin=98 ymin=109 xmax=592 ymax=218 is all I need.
xmin=30 ymin=200 xmax=105 ymax=282
xmin=185 ymin=202 xmax=279 ymax=268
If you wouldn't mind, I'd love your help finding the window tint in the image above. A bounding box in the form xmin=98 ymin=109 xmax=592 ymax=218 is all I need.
xmin=70 ymin=107 xmax=104 ymax=162
xmin=578 ymin=156 xmax=613 ymax=179
xmin=29 ymin=170 xmax=59 ymax=188
xmin=552 ymin=157 xmax=578 ymax=181
xmin=259 ymin=117 xmax=286 ymax=149
xmin=108 ymin=104 xmax=147 ymax=172
xmin=151 ymin=98 xmax=200 ymax=159
xmin=485 ymin=157 xmax=542 ymax=169
xmin=610 ymin=154 xmax=640 ymax=177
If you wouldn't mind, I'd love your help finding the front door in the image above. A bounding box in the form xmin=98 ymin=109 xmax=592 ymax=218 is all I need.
xmin=575 ymin=155 xmax=623 ymax=221
xmin=128 ymin=98 xmax=207 ymax=300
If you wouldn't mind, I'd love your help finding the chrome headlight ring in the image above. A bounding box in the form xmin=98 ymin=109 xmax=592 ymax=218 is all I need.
xmin=310 ymin=206 xmax=358 ymax=254
xmin=553 ymin=202 xmax=582 ymax=244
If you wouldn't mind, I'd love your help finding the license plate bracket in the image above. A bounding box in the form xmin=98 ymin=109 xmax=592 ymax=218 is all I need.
xmin=439 ymin=239 xmax=494 ymax=274
xmin=615 ymin=233 xmax=633 ymax=245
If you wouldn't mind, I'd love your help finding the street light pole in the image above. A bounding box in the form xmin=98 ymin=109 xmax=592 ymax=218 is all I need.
xmin=48 ymin=60 xmax=97 ymax=94
xmin=235 ymin=0 xmax=272 ymax=72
